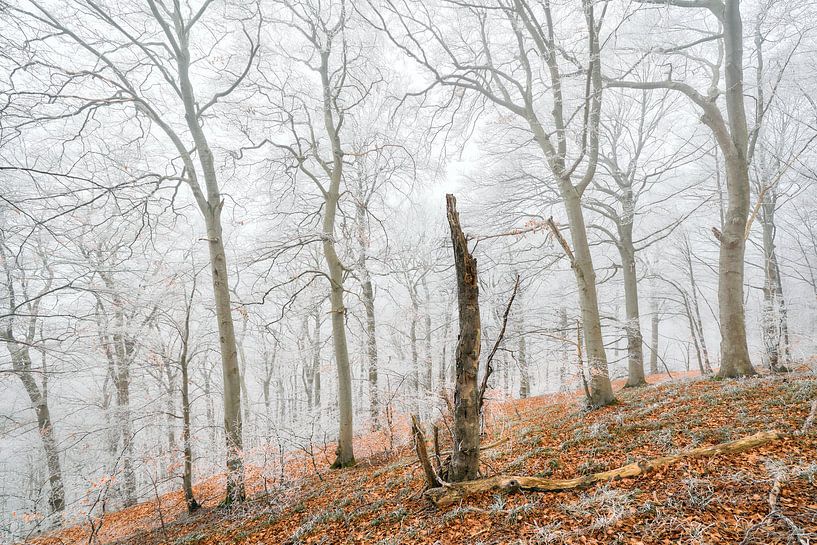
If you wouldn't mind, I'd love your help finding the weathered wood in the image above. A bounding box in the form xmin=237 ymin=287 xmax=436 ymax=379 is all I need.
xmin=432 ymin=424 xmax=443 ymax=476
xmin=412 ymin=415 xmax=443 ymax=488
xmin=446 ymin=194 xmax=482 ymax=482
xmin=426 ymin=430 xmax=786 ymax=507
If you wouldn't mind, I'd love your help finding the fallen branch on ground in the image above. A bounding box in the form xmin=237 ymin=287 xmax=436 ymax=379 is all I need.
xmin=740 ymin=461 xmax=809 ymax=545
xmin=797 ymin=398 xmax=817 ymax=436
xmin=426 ymin=430 xmax=787 ymax=507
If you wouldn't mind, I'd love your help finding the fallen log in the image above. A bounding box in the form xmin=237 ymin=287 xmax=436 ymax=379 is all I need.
xmin=426 ymin=430 xmax=786 ymax=507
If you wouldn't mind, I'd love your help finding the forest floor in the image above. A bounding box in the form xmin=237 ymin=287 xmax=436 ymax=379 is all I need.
xmin=28 ymin=366 xmax=817 ymax=545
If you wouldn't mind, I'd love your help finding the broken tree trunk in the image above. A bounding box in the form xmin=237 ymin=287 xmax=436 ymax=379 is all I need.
xmin=446 ymin=194 xmax=482 ymax=483
xmin=412 ymin=415 xmax=443 ymax=488
xmin=426 ymin=430 xmax=786 ymax=507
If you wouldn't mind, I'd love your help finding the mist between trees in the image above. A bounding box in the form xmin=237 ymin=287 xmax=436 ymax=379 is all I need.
xmin=0 ymin=0 xmax=816 ymax=541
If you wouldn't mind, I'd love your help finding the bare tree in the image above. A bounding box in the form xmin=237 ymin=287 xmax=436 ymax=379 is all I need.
xmin=353 ymin=167 xmax=381 ymax=429
xmin=608 ymin=0 xmax=788 ymax=378
xmin=515 ymin=295 xmax=530 ymax=398
xmin=679 ymin=234 xmax=714 ymax=374
xmin=154 ymin=268 xmax=201 ymax=513
xmin=587 ymin=89 xmax=703 ymax=387
xmin=0 ymin=232 xmax=65 ymax=521
xmin=747 ymin=102 xmax=812 ymax=371
xmin=366 ymin=0 xmax=615 ymax=406
xmin=258 ymin=0 xmax=377 ymax=468
xmin=177 ymin=279 xmax=200 ymax=513
xmin=85 ymin=241 xmax=159 ymax=508
xmin=4 ymin=0 xmax=262 ymax=501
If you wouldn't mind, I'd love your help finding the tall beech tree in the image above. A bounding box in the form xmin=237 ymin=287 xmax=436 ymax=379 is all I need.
xmin=609 ymin=0 xmax=760 ymax=378
xmin=257 ymin=0 xmax=376 ymax=468
xmin=587 ymin=89 xmax=703 ymax=387
xmin=6 ymin=0 xmax=261 ymax=501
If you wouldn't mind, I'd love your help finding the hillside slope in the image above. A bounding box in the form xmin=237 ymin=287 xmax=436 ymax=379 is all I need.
xmin=29 ymin=371 xmax=817 ymax=545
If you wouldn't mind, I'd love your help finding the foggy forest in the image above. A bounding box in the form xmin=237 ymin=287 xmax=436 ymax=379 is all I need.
xmin=1 ymin=0 xmax=817 ymax=543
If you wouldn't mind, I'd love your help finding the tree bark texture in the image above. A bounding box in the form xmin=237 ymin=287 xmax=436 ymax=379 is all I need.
xmin=446 ymin=194 xmax=482 ymax=483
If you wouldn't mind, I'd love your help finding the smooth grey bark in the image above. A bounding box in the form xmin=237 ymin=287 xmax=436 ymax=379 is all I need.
xmin=715 ymin=148 xmax=726 ymax=230
xmin=558 ymin=307 xmax=569 ymax=391
xmin=611 ymin=0 xmax=757 ymax=378
xmin=355 ymin=188 xmax=380 ymax=429
xmin=759 ymin=191 xmax=790 ymax=371
xmin=236 ymin=313 xmax=252 ymax=437
xmin=177 ymin=38 xmax=246 ymax=500
xmin=409 ymin=284 xmax=420 ymax=409
xmin=304 ymin=301 xmax=323 ymax=412
xmin=9 ymin=345 xmax=65 ymax=518
xmin=774 ymin=252 xmax=791 ymax=364
xmin=648 ymin=299 xmax=659 ymax=375
xmin=312 ymin=310 xmax=322 ymax=409
xmin=713 ymin=0 xmax=755 ymax=377
xmin=178 ymin=279 xmax=199 ymax=513
xmin=300 ymin=315 xmax=314 ymax=412
xmin=200 ymin=361 xmax=217 ymax=455
xmin=323 ymin=175 xmax=355 ymax=469
xmin=517 ymin=299 xmax=530 ymax=398
xmin=540 ymin=0 xmax=614 ymax=406
xmin=302 ymin=307 xmax=322 ymax=412
xmin=272 ymin=13 xmax=357 ymax=467
xmin=363 ymin=279 xmax=380 ymax=430
xmin=621 ymin=230 xmax=646 ymax=386
xmin=556 ymin=191 xmax=615 ymax=406
xmin=613 ymin=303 xmax=622 ymax=361
xmin=312 ymin=44 xmax=356 ymax=466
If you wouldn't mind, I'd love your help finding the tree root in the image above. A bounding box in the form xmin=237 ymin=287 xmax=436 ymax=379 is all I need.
xmin=426 ymin=430 xmax=786 ymax=507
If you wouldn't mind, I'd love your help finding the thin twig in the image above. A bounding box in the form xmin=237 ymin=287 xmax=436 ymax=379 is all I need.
xmin=479 ymin=274 xmax=521 ymax=410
